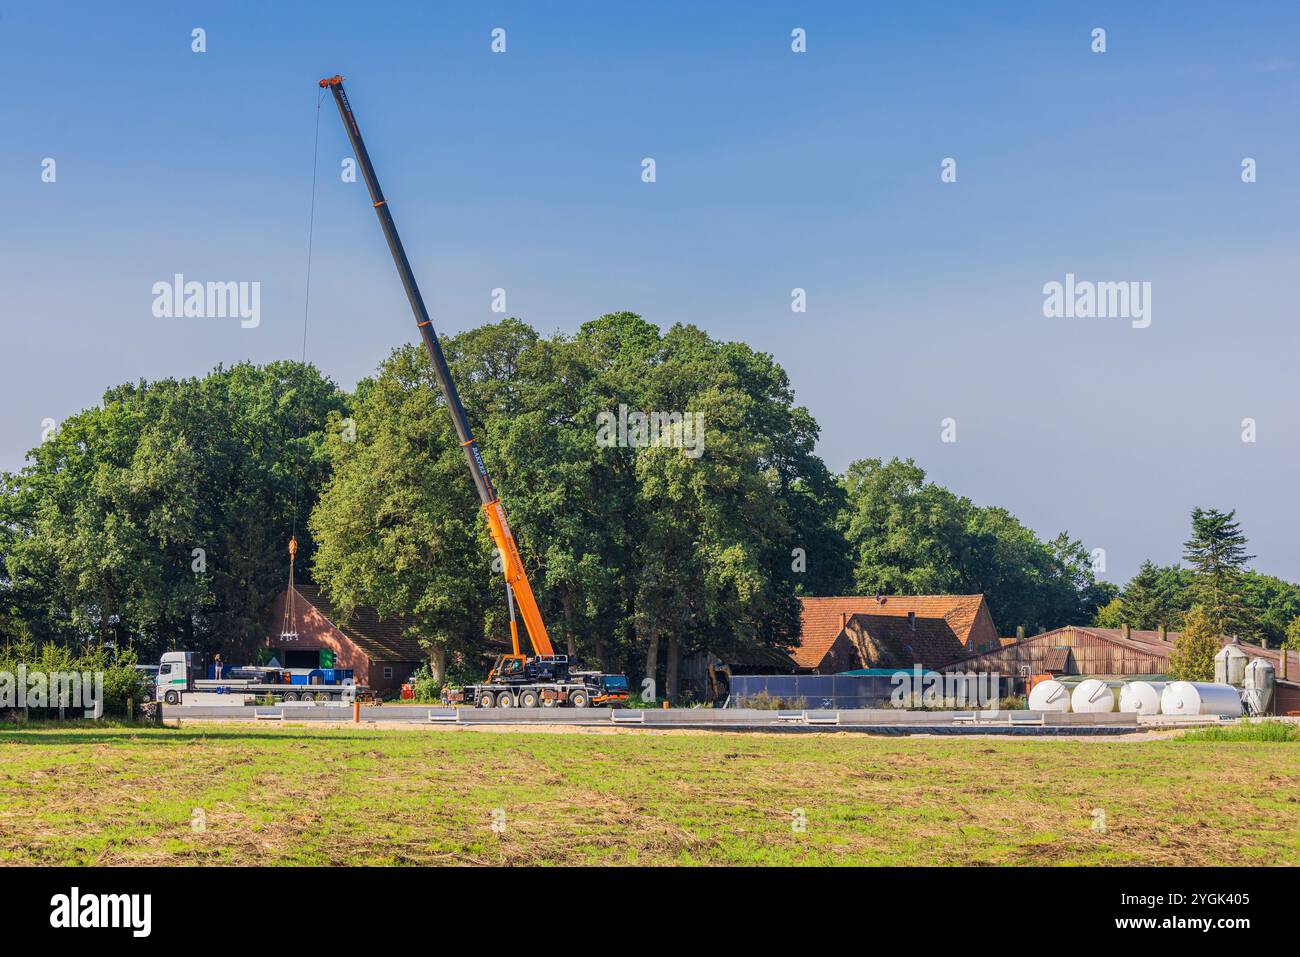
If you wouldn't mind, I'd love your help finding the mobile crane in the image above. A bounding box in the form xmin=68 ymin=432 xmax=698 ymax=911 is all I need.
xmin=320 ymin=75 xmax=629 ymax=708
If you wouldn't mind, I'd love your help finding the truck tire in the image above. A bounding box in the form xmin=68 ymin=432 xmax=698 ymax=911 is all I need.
xmin=496 ymin=692 xmax=514 ymax=708
xmin=284 ymin=691 xmax=300 ymax=702
xmin=301 ymin=691 xmax=317 ymax=703
xmin=569 ymin=689 xmax=589 ymax=708
xmin=518 ymin=689 xmax=539 ymax=708
xmin=164 ymin=690 xmax=179 ymax=706
xmin=477 ymin=691 xmax=495 ymax=708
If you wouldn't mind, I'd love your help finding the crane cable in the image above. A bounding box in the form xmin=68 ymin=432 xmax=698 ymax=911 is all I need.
xmin=281 ymin=87 xmax=326 ymax=643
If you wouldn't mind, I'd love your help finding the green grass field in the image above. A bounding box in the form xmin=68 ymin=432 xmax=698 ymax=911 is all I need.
xmin=1 ymin=723 xmax=1296 ymax=866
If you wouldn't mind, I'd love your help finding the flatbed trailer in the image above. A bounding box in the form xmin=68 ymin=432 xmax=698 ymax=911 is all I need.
xmin=186 ymin=679 xmax=367 ymax=704
xmin=156 ymin=651 xmax=374 ymax=705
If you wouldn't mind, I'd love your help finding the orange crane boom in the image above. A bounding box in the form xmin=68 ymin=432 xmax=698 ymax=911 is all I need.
xmin=320 ymin=74 xmax=553 ymax=659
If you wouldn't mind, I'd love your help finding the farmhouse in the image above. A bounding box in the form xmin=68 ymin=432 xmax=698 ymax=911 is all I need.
xmin=940 ymin=624 xmax=1300 ymax=713
xmin=793 ymin=595 xmax=999 ymax=673
xmin=266 ymin=583 xmax=427 ymax=694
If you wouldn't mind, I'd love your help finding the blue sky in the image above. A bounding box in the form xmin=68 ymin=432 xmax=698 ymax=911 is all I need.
xmin=2 ymin=1 xmax=1298 ymax=585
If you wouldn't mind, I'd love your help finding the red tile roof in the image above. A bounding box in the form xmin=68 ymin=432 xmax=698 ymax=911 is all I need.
xmin=847 ymin=614 xmax=969 ymax=670
xmin=795 ymin=595 xmax=991 ymax=670
xmin=291 ymin=583 xmax=428 ymax=663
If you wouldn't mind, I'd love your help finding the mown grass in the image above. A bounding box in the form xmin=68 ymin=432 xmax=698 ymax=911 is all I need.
xmin=0 ymin=724 xmax=1295 ymax=866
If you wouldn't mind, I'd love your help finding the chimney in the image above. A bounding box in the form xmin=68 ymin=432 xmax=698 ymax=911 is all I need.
xmin=1122 ymin=623 xmax=1131 ymax=640
xmin=1281 ymin=649 xmax=1289 ymax=681
xmin=1015 ymin=625 xmax=1025 ymax=642
xmin=907 ymin=611 xmax=916 ymax=632
xmin=841 ymin=612 xmax=848 ymax=630
xmin=1158 ymin=623 xmax=1167 ymax=642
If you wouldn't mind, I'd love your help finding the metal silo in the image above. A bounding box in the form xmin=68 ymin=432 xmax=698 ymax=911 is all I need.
xmin=1242 ymin=658 xmax=1275 ymax=715
xmin=1214 ymin=643 xmax=1249 ymax=686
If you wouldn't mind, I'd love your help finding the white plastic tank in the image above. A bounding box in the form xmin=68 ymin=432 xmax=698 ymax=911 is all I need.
xmin=1119 ymin=681 xmax=1166 ymax=715
xmin=1071 ymin=678 xmax=1118 ymax=713
xmin=1214 ymin=644 xmax=1249 ymax=686
xmin=1028 ymin=679 xmax=1071 ymax=712
xmin=1160 ymin=681 xmax=1243 ymax=717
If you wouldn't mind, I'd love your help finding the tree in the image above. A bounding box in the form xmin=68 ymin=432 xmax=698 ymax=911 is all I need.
xmin=1092 ymin=596 xmax=1124 ymax=628
xmin=1118 ymin=560 xmax=1192 ymax=630
xmin=1167 ymin=605 xmax=1219 ymax=681
xmin=1 ymin=362 xmax=344 ymax=659
xmin=1183 ymin=508 xmax=1254 ymax=638
xmin=1285 ymin=617 xmax=1300 ymax=653
xmin=838 ymin=458 xmax=1109 ymax=634
xmin=309 ymin=345 xmax=490 ymax=687
xmin=309 ymin=315 xmax=836 ymax=701
xmin=1239 ymin=572 xmax=1300 ymax=649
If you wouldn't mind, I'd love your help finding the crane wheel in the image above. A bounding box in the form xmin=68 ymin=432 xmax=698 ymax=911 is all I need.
xmin=477 ymin=692 xmax=495 ymax=708
xmin=518 ymin=690 xmax=539 ymax=708
xmin=569 ymin=689 xmax=589 ymax=709
xmin=496 ymin=693 xmax=514 ymax=708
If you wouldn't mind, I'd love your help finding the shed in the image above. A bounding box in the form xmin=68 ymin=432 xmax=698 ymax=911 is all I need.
xmin=940 ymin=625 xmax=1300 ymax=714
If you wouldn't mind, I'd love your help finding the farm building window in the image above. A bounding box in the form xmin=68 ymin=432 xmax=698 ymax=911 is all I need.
xmin=383 ymin=666 xmax=393 ymax=680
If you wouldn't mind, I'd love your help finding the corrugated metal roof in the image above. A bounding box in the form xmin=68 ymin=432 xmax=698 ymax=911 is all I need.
xmin=941 ymin=625 xmax=1300 ymax=687
xmin=1040 ymin=647 xmax=1072 ymax=672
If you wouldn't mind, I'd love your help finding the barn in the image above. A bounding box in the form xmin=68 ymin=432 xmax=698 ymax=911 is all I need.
xmin=939 ymin=624 xmax=1300 ymax=714
xmin=266 ymin=583 xmax=429 ymax=695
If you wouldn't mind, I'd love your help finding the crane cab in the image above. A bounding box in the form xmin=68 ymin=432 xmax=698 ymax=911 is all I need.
xmin=486 ymin=653 xmax=571 ymax=685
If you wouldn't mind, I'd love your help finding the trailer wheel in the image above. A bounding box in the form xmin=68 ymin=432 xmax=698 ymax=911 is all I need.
xmin=518 ymin=689 xmax=539 ymax=708
xmin=164 ymin=690 xmax=179 ymax=706
xmin=301 ymin=691 xmax=317 ymax=703
xmin=284 ymin=691 xmax=300 ymax=702
xmin=496 ymin=692 xmax=514 ymax=708
xmin=569 ymin=689 xmax=589 ymax=709
xmin=477 ymin=692 xmax=495 ymax=708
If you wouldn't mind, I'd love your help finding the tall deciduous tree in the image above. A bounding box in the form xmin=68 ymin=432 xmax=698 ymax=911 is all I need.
xmin=1 ymin=362 xmax=344 ymax=659
xmin=838 ymin=458 xmax=1109 ymax=634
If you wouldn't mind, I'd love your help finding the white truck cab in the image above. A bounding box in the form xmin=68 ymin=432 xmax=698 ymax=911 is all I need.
xmin=156 ymin=651 xmax=204 ymax=705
